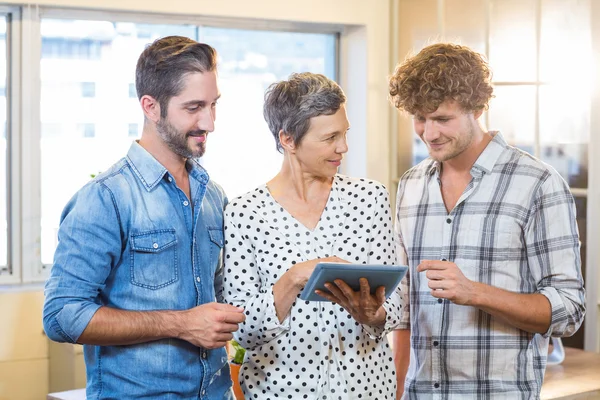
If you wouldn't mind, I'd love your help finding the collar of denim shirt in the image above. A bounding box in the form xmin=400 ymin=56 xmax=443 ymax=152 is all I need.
xmin=126 ymin=141 xmax=210 ymax=191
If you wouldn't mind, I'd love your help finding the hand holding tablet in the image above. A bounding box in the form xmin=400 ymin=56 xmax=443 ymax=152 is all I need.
xmin=299 ymin=262 xmax=408 ymax=302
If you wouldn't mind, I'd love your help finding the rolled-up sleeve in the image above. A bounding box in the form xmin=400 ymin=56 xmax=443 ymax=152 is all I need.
xmin=43 ymin=183 xmax=122 ymax=343
xmin=360 ymin=185 xmax=406 ymax=339
xmin=222 ymin=208 xmax=290 ymax=351
xmin=525 ymin=173 xmax=585 ymax=338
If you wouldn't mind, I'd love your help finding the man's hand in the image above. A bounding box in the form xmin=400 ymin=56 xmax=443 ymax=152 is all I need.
xmin=177 ymin=302 xmax=245 ymax=349
xmin=417 ymin=260 xmax=476 ymax=305
xmin=316 ymin=278 xmax=387 ymax=326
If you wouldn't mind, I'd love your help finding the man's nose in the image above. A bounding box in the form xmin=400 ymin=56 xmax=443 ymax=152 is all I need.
xmin=198 ymin=107 xmax=215 ymax=132
xmin=422 ymin=120 xmax=439 ymax=141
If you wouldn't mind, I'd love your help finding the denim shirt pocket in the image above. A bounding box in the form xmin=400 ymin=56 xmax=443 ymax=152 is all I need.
xmin=130 ymin=229 xmax=178 ymax=289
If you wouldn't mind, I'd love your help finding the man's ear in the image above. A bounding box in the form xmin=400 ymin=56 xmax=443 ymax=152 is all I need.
xmin=473 ymin=108 xmax=484 ymax=120
xmin=279 ymin=130 xmax=296 ymax=153
xmin=140 ymin=95 xmax=161 ymax=123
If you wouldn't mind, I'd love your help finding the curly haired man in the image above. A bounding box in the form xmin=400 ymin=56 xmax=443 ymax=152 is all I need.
xmin=389 ymin=43 xmax=585 ymax=399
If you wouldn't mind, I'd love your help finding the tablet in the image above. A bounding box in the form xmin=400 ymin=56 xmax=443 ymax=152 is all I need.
xmin=299 ymin=262 xmax=408 ymax=302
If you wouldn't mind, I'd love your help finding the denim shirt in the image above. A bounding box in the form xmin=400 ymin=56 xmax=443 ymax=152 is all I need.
xmin=43 ymin=142 xmax=233 ymax=400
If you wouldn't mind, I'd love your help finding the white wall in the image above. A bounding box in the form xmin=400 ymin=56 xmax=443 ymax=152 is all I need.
xmin=0 ymin=1 xmax=394 ymax=398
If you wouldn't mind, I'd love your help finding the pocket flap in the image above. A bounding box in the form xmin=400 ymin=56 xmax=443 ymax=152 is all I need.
xmin=131 ymin=229 xmax=177 ymax=252
xmin=208 ymin=228 xmax=224 ymax=248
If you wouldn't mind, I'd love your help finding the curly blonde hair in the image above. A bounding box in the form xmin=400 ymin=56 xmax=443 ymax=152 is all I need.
xmin=389 ymin=43 xmax=494 ymax=115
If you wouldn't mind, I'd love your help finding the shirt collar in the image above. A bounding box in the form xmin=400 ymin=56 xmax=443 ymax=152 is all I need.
xmin=471 ymin=131 xmax=506 ymax=175
xmin=426 ymin=131 xmax=507 ymax=178
xmin=126 ymin=141 xmax=209 ymax=191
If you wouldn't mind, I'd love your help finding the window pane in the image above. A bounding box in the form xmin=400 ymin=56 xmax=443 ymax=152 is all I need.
xmin=539 ymin=84 xmax=589 ymax=188
xmin=541 ymin=0 xmax=592 ymax=83
xmin=0 ymin=16 xmax=7 ymax=271
xmin=487 ymin=85 xmax=536 ymax=154
xmin=199 ymin=27 xmax=337 ymax=198
xmin=489 ymin=0 xmax=537 ymax=82
xmin=398 ymin=0 xmax=439 ymax=53
xmin=444 ymin=0 xmax=486 ymax=55
xmin=40 ymin=19 xmax=197 ymax=265
xmin=412 ymin=134 xmax=429 ymax=166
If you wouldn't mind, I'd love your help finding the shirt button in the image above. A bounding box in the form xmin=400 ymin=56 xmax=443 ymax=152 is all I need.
xmin=446 ymin=218 xmax=452 ymax=224
xmin=167 ymin=176 xmax=172 ymax=182
xmin=438 ymin=298 xmax=443 ymax=304
xmin=152 ymin=243 xmax=158 ymax=249
xmin=202 ymin=351 xmax=207 ymax=359
xmin=434 ymin=383 xmax=440 ymax=388
xmin=183 ymin=200 xmax=189 ymax=206
xmin=201 ymin=390 xmax=206 ymax=396
xmin=196 ymin=277 xmax=201 ymax=283
xmin=433 ymin=340 xmax=439 ymax=347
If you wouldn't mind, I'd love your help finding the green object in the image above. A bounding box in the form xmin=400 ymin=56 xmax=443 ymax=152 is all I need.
xmin=230 ymin=340 xmax=246 ymax=365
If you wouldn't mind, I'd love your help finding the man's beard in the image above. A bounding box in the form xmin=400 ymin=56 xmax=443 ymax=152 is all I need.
xmin=156 ymin=118 xmax=206 ymax=159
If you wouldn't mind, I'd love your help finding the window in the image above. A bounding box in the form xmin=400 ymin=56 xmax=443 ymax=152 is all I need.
xmin=0 ymin=6 xmax=342 ymax=288
xmin=128 ymin=123 xmax=138 ymax=137
xmin=81 ymin=82 xmax=95 ymax=97
xmin=35 ymin=17 xmax=337 ymax=270
xmin=79 ymin=123 xmax=95 ymax=138
xmin=128 ymin=82 xmax=136 ymax=98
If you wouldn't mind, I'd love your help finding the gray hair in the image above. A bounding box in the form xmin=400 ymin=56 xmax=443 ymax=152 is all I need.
xmin=263 ymin=72 xmax=346 ymax=153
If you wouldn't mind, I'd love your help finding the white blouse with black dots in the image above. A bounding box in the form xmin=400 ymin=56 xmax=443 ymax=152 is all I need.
xmin=222 ymin=174 xmax=405 ymax=400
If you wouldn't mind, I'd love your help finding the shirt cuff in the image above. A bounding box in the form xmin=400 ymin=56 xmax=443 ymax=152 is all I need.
xmin=261 ymin=286 xmax=291 ymax=335
xmin=360 ymin=301 xmax=398 ymax=340
xmin=55 ymin=302 xmax=102 ymax=343
xmin=538 ymin=286 xmax=565 ymax=338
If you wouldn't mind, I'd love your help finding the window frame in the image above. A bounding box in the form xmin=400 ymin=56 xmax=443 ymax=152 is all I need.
xmin=0 ymin=6 xmax=22 ymax=284
xmin=0 ymin=6 xmax=342 ymax=285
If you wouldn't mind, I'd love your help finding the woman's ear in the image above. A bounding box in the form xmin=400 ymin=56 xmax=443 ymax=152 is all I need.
xmin=279 ymin=130 xmax=296 ymax=153
xmin=140 ymin=95 xmax=161 ymax=123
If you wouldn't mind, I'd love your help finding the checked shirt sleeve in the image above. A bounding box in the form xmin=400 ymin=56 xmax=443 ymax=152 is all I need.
xmin=525 ymin=172 xmax=585 ymax=338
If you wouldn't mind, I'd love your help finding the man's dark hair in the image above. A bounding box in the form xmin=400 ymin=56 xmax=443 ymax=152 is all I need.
xmin=136 ymin=36 xmax=217 ymax=118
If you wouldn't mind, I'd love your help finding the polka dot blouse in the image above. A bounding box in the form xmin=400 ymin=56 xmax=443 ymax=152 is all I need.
xmin=222 ymin=174 xmax=405 ymax=399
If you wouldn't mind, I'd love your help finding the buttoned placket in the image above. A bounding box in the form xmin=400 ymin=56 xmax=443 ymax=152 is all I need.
xmin=168 ymin=170 xmax=213 ymax=398
xmin=432 ymin=170 xmax=482 ymax=397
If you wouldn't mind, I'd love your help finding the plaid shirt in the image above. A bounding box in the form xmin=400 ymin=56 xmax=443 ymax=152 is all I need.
xmin=395 ymin=133 xmax=585 ymax=399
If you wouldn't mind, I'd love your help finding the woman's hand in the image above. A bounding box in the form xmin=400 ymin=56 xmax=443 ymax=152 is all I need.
xmin=289 ymin=256 xmax=349 ymax=289
xmin=273 ymin=256 xmax=348 ymax=323
xmin=316 ymin=277 xmax=387 ymax=327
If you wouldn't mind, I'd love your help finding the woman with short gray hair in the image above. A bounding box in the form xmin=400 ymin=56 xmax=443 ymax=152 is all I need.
xmin=222 ymin=72 xmax=406 ymax=399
